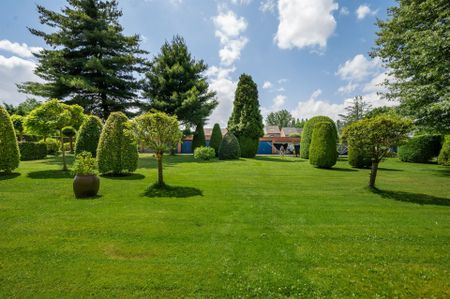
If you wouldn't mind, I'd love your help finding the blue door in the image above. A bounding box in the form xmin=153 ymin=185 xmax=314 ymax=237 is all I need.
xmin=181 ymin=141 xmax=193 ymax=153
xmin=257 ymin=141 xmax=272 ymax=154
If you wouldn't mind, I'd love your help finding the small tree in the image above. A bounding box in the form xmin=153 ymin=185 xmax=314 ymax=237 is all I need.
xmin=62 ymin=126 xmax=77 ymax=153
xmin=209 ymin=123 xmax=222 ymax=157
xmin=300 ymin=116 xmax=337 ymax=159
xmin=135 ymin=111 xmax=182 ymax=186
xmin=343 ymin=115 xmax=413 ymax=188
xmin=219 ymin=133 xmax=241 ymax=160
xmin=266 ymin=110 xmax=295 ymax=130
xmin=438 ymin=135 xmax=450 ymax=166
xmin=0 ymin=106 xmax=20 ymax=173
xmin=10 ymin=115 xmax=25 ymax=141
xmin=75 ymin=115 xmax=103 ymax=157
xmin=97 ymin=112 xmax=138 ymax=175
xmin=338 ymin=96 xmax=371 ymax=127
xmin=192 ymin=123 xmax=206 ymax=152
xmin=309 ymin=122 xmax=338 ymax=168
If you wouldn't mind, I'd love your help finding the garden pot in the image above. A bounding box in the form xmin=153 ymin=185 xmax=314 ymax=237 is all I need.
xmin=73 ymin=175 xmax=100 ymax=198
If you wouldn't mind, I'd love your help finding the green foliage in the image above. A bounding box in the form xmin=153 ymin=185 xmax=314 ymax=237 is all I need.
xmin=194 ymin=146 xmax=215 ymax=160
xmin=438 ymin=135 xmax=450 ymax=166
xmin=398 ymin=135 xmax=442 ymax=163
xmin=209 ymin=123 xmax=222 ymax=157
xmin=192 ymin=124 xmax=206 ymax=152
xmin=372 ymin=0 xmax=450 ymax=133
xmin=289 ymin=133 xmax=301 ymax=138
xmin=72 ymin=151 xmax=97 ymax=175
xmin=10 ymin=114 xmax=24 ymax=140
xmin=74 ymin=115 xmax=103 ymax=157
xmin=309 ymin=122 xmax=338 ymax=169
xmin=0 ymin=106 xmax=20 ymax=173
xmin=144 ymin=35 xmax=217 ymax=126
xmin=228 ymin=74 xmax=264 ymax=158
xmin=238 ymin=136 xmax=259 ymax=158
xmin=62 ymin=126 xmax=76 ymax=137
xmin=219 ymin=133 xmax=240 ymax=160
xmin=40 ymin=138 xmax=59 ymax=155
xmin=266 ymin=110 xmax=295 ymax=130
xmin=18 ymin=0 xmax=148 ymax=118
xmin=348 ymin=143 xmax=372 ymax=168
xmin=18 ymin=142 xmax=47 ymax=161
xmin=300 ymin=116 xmax=337 ymax=159
xmin=97 ymin=112 xmax=138 ymax=175
xmin=3 ymin=98 xmax=41 ymax=116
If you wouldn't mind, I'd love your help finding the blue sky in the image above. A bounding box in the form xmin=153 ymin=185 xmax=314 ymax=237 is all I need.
xmin=0 ymin=0 xmax=395 ymax=126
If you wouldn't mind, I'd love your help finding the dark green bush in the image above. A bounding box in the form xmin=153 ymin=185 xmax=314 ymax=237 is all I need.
xmin=239 ymin=136 xmax=259 ymax=158
xmin=19 ymin=142 xmax=47 ymax=161
xmin=438 ymin=135 xmax=450 ymax=166
xmin=39 ymin=138 xmax=59 ymax=155
xmin=194 ymin=146 xmax=215 ymax=160
xmin=300 ymin=116 xmax=336 ymax=159
xmin=219 ymin=133 xmax=240 ymax=160
xmin=209 ymin=123 xmax=222 ymax=157
xmin=75 ymin=115 xmax=103 ymax=157
xmin=348 ymin=143 xmax=372 ymax=168
xmin=0 ymin=106 xmax=20 ymax=172
xmin=309 ymin=122 xmax=338 ymax=168
xmin=192 ymin=124 xmax=206 ymax=152
xmin=398 ymin=134 xmax=442 ymax=163
xmin=97 ymin=112 xmax=138 ymax=175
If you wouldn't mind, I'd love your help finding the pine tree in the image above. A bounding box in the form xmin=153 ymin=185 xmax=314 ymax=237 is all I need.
xmin=144 ymin=35 xmax=217 ymax=127
xmin=19 ymin=0 xmax=148 ymax=119
xmin=228 ymin=74 xmax=264 ymax=158
xmin=209 ymin=123 xmax=222 ymax=157
xmin=0 ymin=106 xmax=20 ymax=173
xmin=338 ymin=96 xmax=371 ymax=127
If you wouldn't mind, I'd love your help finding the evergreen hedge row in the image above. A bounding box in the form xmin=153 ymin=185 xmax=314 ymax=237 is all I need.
xmin=19 ymin=142 xmax=47 ymax=161
xmin=398 ymin=134 xmax=442 ymax=163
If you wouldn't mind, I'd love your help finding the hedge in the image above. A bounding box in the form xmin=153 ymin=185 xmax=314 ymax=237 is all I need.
xmin=75 ymin=115 xmax=103 ymax=157
xmin=348 ymin=143 xmax=372 ymax=168
xmin=0 ymin=106 xmax=20 ymax=172
xmin=309 ymin=121 xmax=338 ymax=168
xmin=438 ymin=135 xmax=450 ymax=166
xmin=209 ymin=123 xmax=222 ymax=157
xmin=398 ymin=134 xmax=442 ymax=163
xmin=300 ymin=116 xmax=337 ymax=159
xmin=219 ymin=133 xmax=240 ymax=160
xmin=19 ymin=142 xmax=47 ymax=161
xmin=39 ymin=138 xmax=59 ymax=155
xmin=194 ymin=146 xmax=215 ymax=160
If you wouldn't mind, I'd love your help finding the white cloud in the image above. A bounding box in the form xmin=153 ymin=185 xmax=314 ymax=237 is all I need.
xmin=336 ymin=54 xmax=381 ymax=81
xmin=213 ymin=9 xmax=248 ymax=66
xmin=275 ymin=0 xmax=338 ymax=50
xmin=259 ymin=0 xmax=276 ymax=13
xmin=0 ymin=40 xmax=42 ymax=58
xmin=272 ymin=94 xmax=286 ymax=110
xmin=339 ymin=6 xmax=349 ymax=16
xmin=356 ymin=4 xmax=376 ymax=20
xmin=337 ymin=81 xmax=358 ymax=94
xmin=230 ymin=0 xmax=252 ymax=5
xmin=291 ymin=89 xmax=346 ymax=120
xmin=262 ymin=81 xmax=273 ymax=89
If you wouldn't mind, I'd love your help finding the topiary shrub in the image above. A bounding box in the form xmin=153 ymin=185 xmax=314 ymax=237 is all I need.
xmin=209 ymin=123 xmax=222 ymax=157
xmin=239 ymin=136 xmax=259 ymax=158
xmin=438 ymin=135 xmax=450 ymax=166
xmin=300 ymin=116 xmax=337 ymax=159
xmin=192 ymin=124 xmax=206 ymax=152
xmin=97 ymin=112 xmax=138 ymax=175
xmin=398 ymin=134 xmax=442 ymax=163
xmin=219 ymin=132 xmax=240 ymax=160
xmin=348 ymin=143 xmax=372 ymax=168
xmin=309 ymin=122 xmax=338 ymax=168
xmin=75 ymin=115 xmax=103 ymax=157
xmin=19 ymin=142 xmax=47 ymax=161
xmin=0 ymin=106 xmax=20 ymax=173
xmin=39 ymin=138 xmax=60 ymax=155
xmin=194 ymin=146 xmax=215 ymax=160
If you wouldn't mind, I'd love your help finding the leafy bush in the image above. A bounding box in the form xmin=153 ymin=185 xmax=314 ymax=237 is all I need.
xmin=438 ymin=135 xmax=450 ymax=166
xmin=75 ymin=115 xmax=103 ymax=157
xmin=192 ymin=124 xmax=206 ymax=152
xmin=97 ymin=112 xmax=138 ymax=175
xmin=19 ymin=142 xmax=47 ymax=161
xmin=40 ymin=138 xmax=59 ymax=155
xmin=0 ymin=106 xmax=20 ymax=172
xmin=348 ymin=143 xmax=372 ymax=168
xmin=219 ymin=133 xmax=240 ymax=160
xmin=209 ymin=123 xmax=222 ymax=157
xmin=300 ymin=116 xmax=336 ymax=159
xmin=239 ymin=136 xmax=259 ymax=158
xmin=72 ymin=151 xmax=97 ymax=175
xmin=398 ymin=134 xmax=442 ymax=163
xmin=194 ymin=146 xmax=215 ymax=160
xmin=11 ymin=114 xmax=24 ymax=140
xmin=309 ymin=122 xmax=338 ymax=168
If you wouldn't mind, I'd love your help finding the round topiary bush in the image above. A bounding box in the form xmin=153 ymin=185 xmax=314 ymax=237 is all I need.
xmin=348 ymin=143 xmax=372 ymax=168
xmin=398 ymin=134 xmax=442 ymax=163
xmin=0 ymin=106 xmax=20 ymax=173
xmin=438 ymin=135 xmax=450 ymax=166
xmin=239 ymin=136 xmax=259 ymax=158
xmin=309 ymin=121 xmax=338 ymax=168
xmin=75 ymin=115 xmax=103 ymax=157
xmin=300 ymin=116 xmax=337 ymax=159
xmin=19 ymin=142 xmax=47 ymax=161
xmin=209 ymin=123 xmax=222 ymax=157
xmin=97 ymin=112 xmax=138 ymax=175
xmin=192 ymin=124 xmax=206 ymax=152
xmin=194 ymin=146 xmax=215 ymax=160
xmin=219 ymin=132 xmax=240 ymax=160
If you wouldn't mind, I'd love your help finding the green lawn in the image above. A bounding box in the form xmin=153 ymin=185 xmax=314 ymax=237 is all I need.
xmin=0 ymin=155 xmax=449 ymax=298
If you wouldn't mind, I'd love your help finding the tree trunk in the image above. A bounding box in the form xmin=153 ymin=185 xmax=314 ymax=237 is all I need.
xmin=61 ymin=132 xmax=67 ymax=171
xmin=157 ymin=152 xmax=164 ymax=187
xmin=369 ymin=161 xmax=379 ymax=188
xmin=69 ymin=136 xmax=73 ymax=153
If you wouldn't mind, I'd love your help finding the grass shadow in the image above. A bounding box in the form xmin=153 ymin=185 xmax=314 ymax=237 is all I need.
xmin=0 ymin=172 xmax=21 ymax=180
xmin=372 ymin=188 xmax=450 ymax=206
xmin=75 ymin=195 xmax=103 ymax=200
xmin=101 ymin=173 xmax=145 ymax=180
xmin=324 ymin=167 xmax=357 ymax=172
xmin=255 ymin=156 xmax=304 ymax=163
xmin=143 ymin=184 xmax=203 ymax=198
xmin=28 ymin=170 xmax=72 ymax=179
xmin=378 ymin=167 xmax=403 ymax=172
xmin=432 ymin=168 xmax=450 ymax=178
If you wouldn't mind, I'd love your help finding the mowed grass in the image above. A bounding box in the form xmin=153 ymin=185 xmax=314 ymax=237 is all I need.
xmin=0 ymin=154 xmax=449 ymax=298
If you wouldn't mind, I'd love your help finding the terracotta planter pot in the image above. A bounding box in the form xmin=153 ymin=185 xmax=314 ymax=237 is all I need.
xmin=73 ymin=175 xmax=100 ymax=198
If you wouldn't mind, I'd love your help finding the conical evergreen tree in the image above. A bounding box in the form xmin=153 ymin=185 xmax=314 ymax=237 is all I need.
xmin=75 ymin=115 xmax=103 ymax=157
xmin=228 ymin=74 xmax=264 ymax=158
xmin=209 ymin=123 xmax=222 ymax=157
xmin=192 ymin=123 xmax=206 ymax=152
xmin=0 ymin=106 xmax=20 ymax=173
xmin=19 ymin=0 xmax=148 ymax=118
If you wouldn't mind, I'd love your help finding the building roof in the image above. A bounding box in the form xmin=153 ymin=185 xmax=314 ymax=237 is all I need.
xmin=281 ymin=127 xmax=302 ymax=137
xmin=264 ymin=126 xmax=281 ymax=136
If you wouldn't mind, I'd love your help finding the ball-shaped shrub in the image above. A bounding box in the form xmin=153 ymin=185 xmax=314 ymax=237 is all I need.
xmin=309 ymin=122 xmax=338 ymax=168
xmin=438 ymin=135 xmax=450 ymax=166
xmin=239 ymin=136 xmax=259 ymax=158
xmin=300 ymin=116 xmax=337 ymax=159
xmin=97 ymin=112 xmax=138 ymax=175
xmin=348 ymin=143 xmax=372 ymax=168
xmin=194 ymin=146 xmax=215 ymax=160
xmin=0 ymin=106 xmax=20 ymax=173
xmin=62 ymin=126 xmax=76 ymax=138
xmin=219 ymin=132 xmax=241 ymax=160
xmin=209 ymin=123 xmax=222 ymax=157
xmin=39 ymin=138 xmax=60 ymax=155
xmin=19 ymin=142 xmax=47 ymax=161
xmin=398 ymin=134 xmax=442 ymax=163
xmin=75 ymin=115 xmax=103 ymax=157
